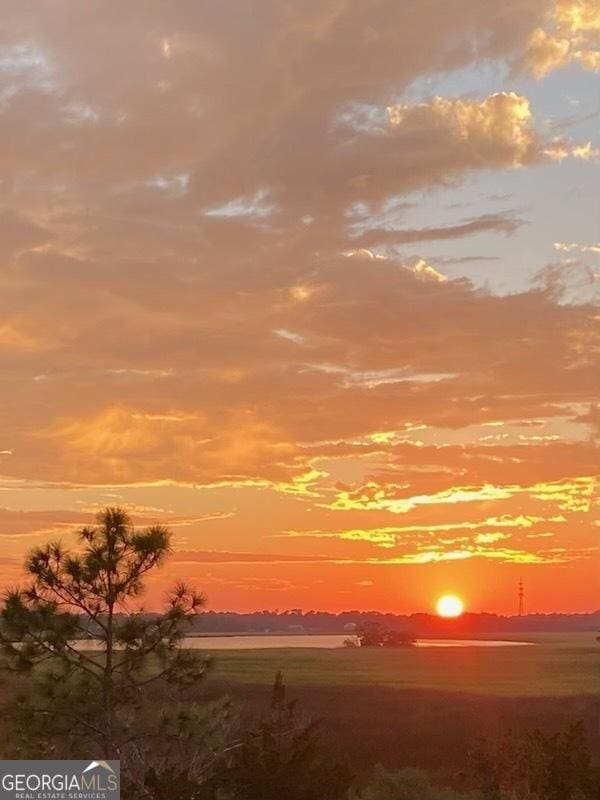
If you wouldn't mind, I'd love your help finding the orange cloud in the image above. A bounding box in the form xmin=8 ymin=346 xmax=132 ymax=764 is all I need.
xmin=0 ymin=0 xmax=598 ymax=613
xmin=0 ymin=320 xmax=52 ymax=352
xmin=387 ymin=93 xmax=536 ymax=167
xmin=522 ymin=0 xmax=600 ymax=76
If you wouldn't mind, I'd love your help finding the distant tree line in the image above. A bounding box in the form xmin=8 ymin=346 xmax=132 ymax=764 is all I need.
xmin=13 ymin=608 xmax=598 ymax=640
xmin=136 ymin=609 xmax=600 ymax=635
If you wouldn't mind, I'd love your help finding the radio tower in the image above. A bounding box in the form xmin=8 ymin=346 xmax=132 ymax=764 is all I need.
xmin=518 ymin=578 xmax=525 ymax=617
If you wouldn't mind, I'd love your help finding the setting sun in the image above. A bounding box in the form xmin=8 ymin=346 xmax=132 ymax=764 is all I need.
xmin=436 ymin=595 xmax=465 ymax=618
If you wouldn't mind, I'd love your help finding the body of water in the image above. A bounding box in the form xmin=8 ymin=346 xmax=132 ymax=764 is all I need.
xmin=76 ymin=634 xmax=534 ymax=650
xmin=182 ymin=635 xmax=534 ymax=650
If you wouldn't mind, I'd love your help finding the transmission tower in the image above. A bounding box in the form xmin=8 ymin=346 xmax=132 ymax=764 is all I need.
xmin=518 ymin=578 xmax=525 ymax=617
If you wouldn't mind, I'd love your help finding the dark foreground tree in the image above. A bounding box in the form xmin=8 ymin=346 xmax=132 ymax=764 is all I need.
xmin=468 ymin=720 xmax=599 ymax=800
xmin=0 ymin=507 xmax=230 ymax=796
xmin=212 ymin=672 xmax=352 ymax=800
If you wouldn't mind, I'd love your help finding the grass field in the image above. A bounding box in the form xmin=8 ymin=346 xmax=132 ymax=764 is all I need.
xmin=199 ymin=633 xmax=600 ymax=776
xmin=206 ymin=632 xmax=600 ymax=696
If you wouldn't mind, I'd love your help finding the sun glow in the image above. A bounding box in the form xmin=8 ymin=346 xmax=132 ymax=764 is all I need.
xmin=436 ymin=594 xmax=465 ymax=618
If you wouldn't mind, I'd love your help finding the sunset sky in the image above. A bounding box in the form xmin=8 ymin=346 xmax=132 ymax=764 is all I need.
xmin=1 ymin=0 xmax=599 ymax=614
